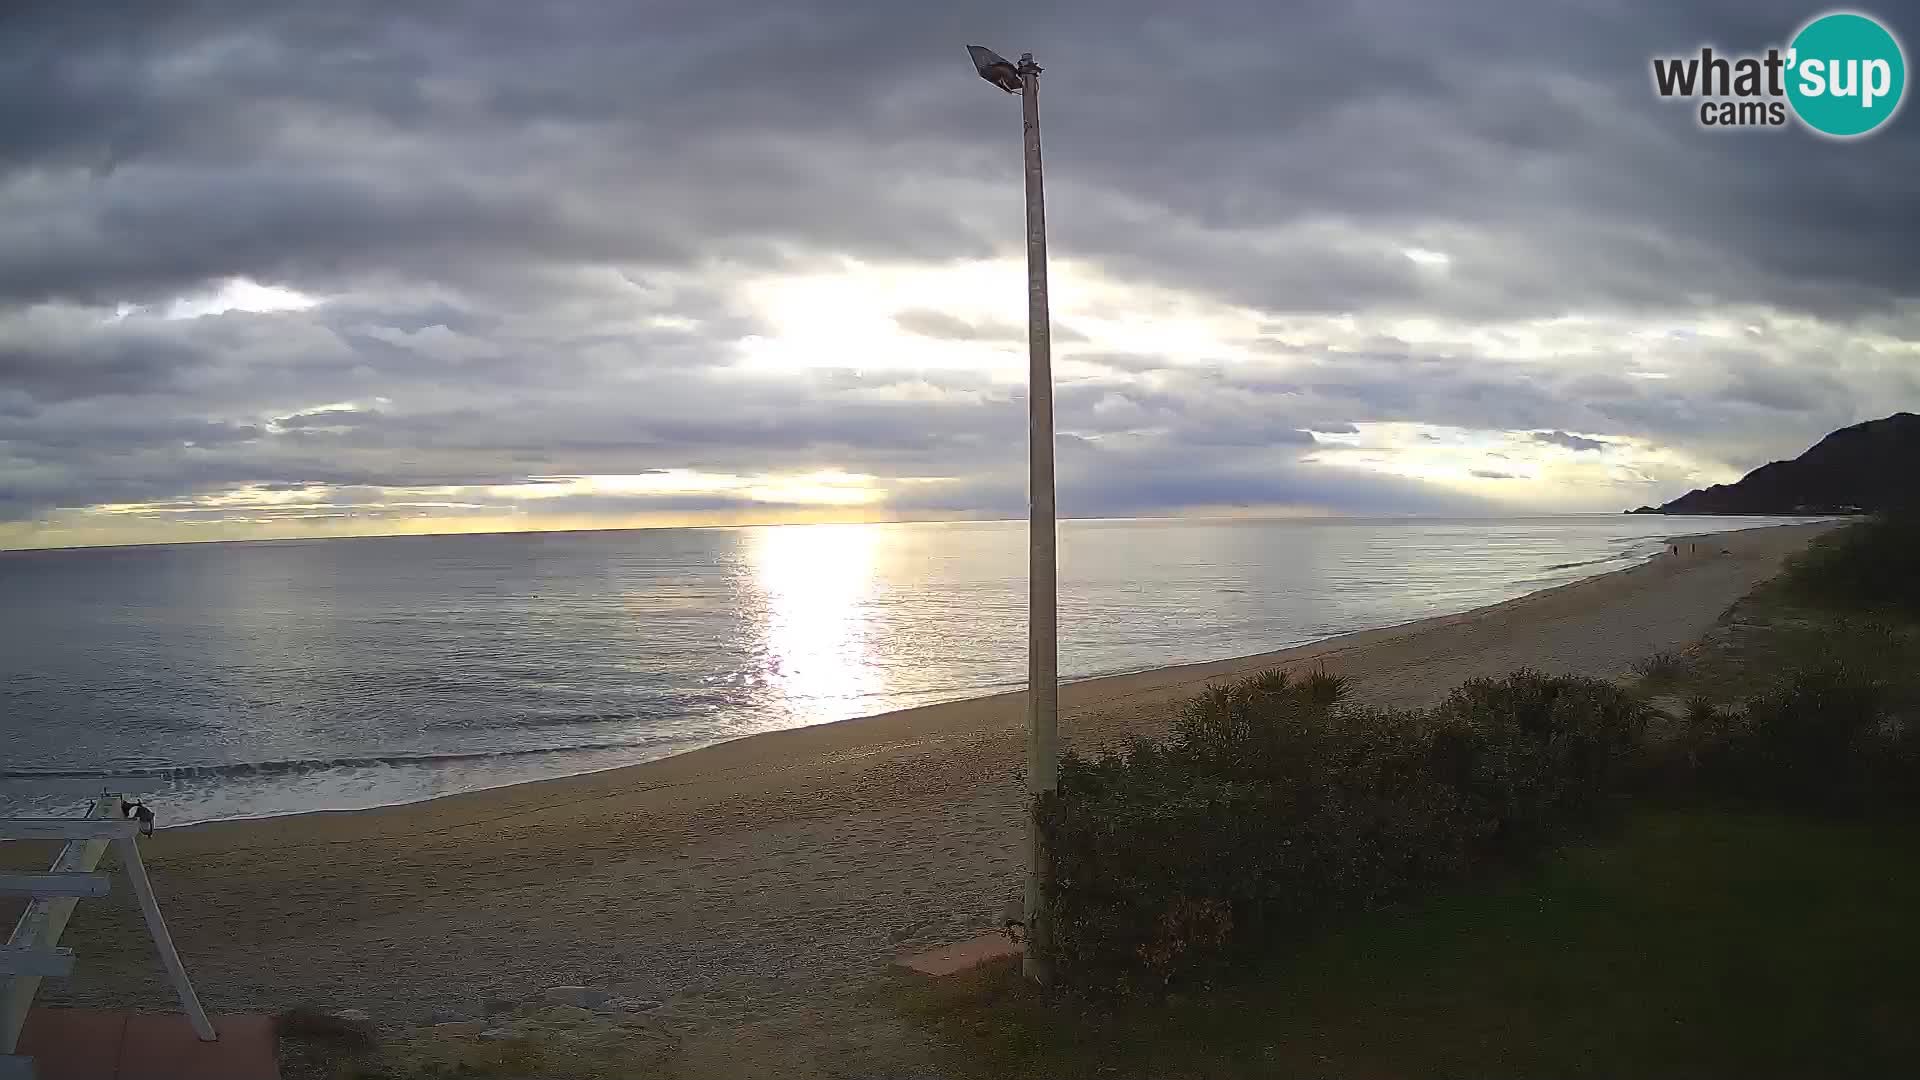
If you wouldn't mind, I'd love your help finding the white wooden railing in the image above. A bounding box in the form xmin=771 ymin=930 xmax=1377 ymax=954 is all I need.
xmin=2 ymin=779 xmax=215 ymax=1076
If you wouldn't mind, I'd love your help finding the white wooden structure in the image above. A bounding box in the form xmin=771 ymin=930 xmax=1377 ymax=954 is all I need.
xmin=2 ymin=780 xmax=214 ymax=1077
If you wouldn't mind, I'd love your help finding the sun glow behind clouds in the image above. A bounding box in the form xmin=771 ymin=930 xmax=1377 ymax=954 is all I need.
xmin=38 ymin=250 xmax=1895 ymax=550
xmin=736 ymin=258 xmax=1025 ymax=376
xmin=168 ymin=278 xmax=322 ymax=319
xmin=106 ymin=277 xmax=324 ymax=321
xmin=76 ymin=471 xmax=886 ymax=539
xmin=487 ymin=470 xmax=885 ymax=507
xmin=734 ymin=258 xmax=1267 ymax=375
xmin=1307 ymin=423 xmax=1740 ymax=509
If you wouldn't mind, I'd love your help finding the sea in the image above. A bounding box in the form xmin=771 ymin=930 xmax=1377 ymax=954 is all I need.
xmin=0 ymin=515 xmax=1796 ymax=825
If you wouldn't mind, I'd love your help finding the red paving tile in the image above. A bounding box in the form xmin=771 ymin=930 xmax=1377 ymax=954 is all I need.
xmin=8 ymin=1010 xmax=122 ymax=1080
xmin=15 ymin=1010 xmax=279 ymax=1080
xmin=894 ymin=932 xmax=1022 ymax=976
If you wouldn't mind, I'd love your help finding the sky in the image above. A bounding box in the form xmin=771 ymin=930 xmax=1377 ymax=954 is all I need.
xmin=2 ymin=1 xmax=1917 ymax=549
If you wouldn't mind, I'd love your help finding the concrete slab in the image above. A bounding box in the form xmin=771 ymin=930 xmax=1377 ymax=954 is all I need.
xmin=893 ymin=932 xmax=1022 ymax=977
xmin=14 ymin=1010 xmax=279 ymax=1080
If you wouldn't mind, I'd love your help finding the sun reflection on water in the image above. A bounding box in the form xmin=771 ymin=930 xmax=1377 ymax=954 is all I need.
xmin=749 ymin=523 xmax=883 ymax=725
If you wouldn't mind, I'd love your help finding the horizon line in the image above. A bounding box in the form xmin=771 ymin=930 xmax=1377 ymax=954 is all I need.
xmin=0 ymin=508 xmax=1777 ymax=555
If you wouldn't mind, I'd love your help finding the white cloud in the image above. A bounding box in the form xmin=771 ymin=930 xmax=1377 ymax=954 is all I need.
xmin=163 ymin=278 xmax=322 ymax=320
xmin=1304 ymin=422 xmax=1741 ymax=510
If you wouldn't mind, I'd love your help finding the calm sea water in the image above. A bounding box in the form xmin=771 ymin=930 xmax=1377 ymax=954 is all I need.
xmin=1 ymin=516 xmax=1785 ymax=824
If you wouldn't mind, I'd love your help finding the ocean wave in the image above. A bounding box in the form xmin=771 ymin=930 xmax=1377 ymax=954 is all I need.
xmin=0 ymin=738 xmax=686 ymax=784
xmin=451 ymin=707 xmax=679 ymax=730
xmin=1542 ymin=555 xmax=1632 ymax=572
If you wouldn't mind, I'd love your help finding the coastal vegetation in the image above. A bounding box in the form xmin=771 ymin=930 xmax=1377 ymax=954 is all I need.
xmin=911 ymin=514 xmax=1920 ymax=1077
xmin=1037 ymin=669 xmax=1649 ymax=995
xmin=1776 ymin=506 xmax=1920 ymax=617
xmin=910 ymin=808 xmax=1920 ymax=1078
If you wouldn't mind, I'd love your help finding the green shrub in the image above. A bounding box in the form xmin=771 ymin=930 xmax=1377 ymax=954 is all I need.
xmin=1630 ymin=650 xmax=1688 ymax=686
xmin=1781 ymin=511 xmax=1920 ymax=618
xmin=1671 ymin=694 xmax=1741 ymax=773
xmin=1689 ymin=665 xmax=1916 ymax=812
xmin=1040 ymin=670 xmax=1650 ymax=995
xmin=1427 ymin=672 xmax=1649 ymax=853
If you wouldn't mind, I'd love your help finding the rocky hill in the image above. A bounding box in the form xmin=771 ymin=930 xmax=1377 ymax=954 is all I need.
xmin=1628 ymin=412 xmax=1920 ymax=515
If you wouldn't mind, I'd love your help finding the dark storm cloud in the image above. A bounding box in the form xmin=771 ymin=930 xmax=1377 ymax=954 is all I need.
xmin=8 ymin=0 xmax=1915 ymax=316
xmin=0 ymin=413 xmax=262 ymax=455
xmin=0 ymin=324 xmax=1036 ymax=518
xmin=1206 ymin=353 xmax=1581 ymax=437
xmin=1057 ymin=449 xmax=1489 ymax=518
xmin=1719 ymin=363 xmax=1848 ymax=413
xmin=0 ymin=318 xmax=194 ymax=402
xmin=1053 ymin=378 xmax=1326 ymax=448
xmin=1 ymin=0 xmax=1916 ymax=537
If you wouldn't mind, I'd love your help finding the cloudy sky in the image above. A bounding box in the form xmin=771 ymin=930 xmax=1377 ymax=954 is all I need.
xmin=3 ymin=1 xmax=1916 ymax=549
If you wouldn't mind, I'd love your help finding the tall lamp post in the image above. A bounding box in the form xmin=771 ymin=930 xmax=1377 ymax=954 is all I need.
xmin=968 ymin=44 xmax=1057 ymax=985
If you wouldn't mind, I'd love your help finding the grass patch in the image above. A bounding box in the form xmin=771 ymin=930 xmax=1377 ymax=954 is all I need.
xmin=1667 ymin=582 xmax=1920 ymax=714
xmin=905 ymin=807 xmax=1920 ymax=1079
xmin=1778 ymin=511 xmax=1920 ymax=618
xmin=1673 ymin=516 xmax=1920 ymax=708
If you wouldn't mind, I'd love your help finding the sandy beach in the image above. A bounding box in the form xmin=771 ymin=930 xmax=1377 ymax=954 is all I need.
xmin=10 ymin=521 xmax=1835 ymax=1029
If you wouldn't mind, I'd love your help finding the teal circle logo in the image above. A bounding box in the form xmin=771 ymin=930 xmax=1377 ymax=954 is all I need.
xmin=1786 ymin=12 xmax=1906 ymax=137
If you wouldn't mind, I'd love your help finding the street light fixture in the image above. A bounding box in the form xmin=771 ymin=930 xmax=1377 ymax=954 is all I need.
xmin=967 ymin=45 xmax=1025 ymax=94
xmin=968 ymin=44 xmax=1057 ymax=986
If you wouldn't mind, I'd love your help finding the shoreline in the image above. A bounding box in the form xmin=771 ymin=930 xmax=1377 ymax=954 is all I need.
xmin=12 ymin=520 xmax=1837 ymax=1024
xmin=151 ymin=520 xmax=1787 ymax=831
xmin=128 ymin=543 xmax=1632 ymax=831
xmin=4 ymin=516 xmax=1823 ymax=828
xmin=11 ymin=520 xmax=1771 ymax=831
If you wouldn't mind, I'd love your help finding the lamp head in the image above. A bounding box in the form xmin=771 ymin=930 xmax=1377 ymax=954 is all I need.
xmin=967 ymin=45 xmax=1025 ymax=93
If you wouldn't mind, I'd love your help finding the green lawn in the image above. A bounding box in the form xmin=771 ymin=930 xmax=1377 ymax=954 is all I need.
xmin=905 ymin=807 xmax=1920 ymax=1079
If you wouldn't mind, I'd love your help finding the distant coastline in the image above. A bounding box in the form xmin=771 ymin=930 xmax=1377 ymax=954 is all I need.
xmin=1627 ymin=412 xmax=1917 ymax=516
xmin=1625 ymin=507 xmax=1862 ymax=516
